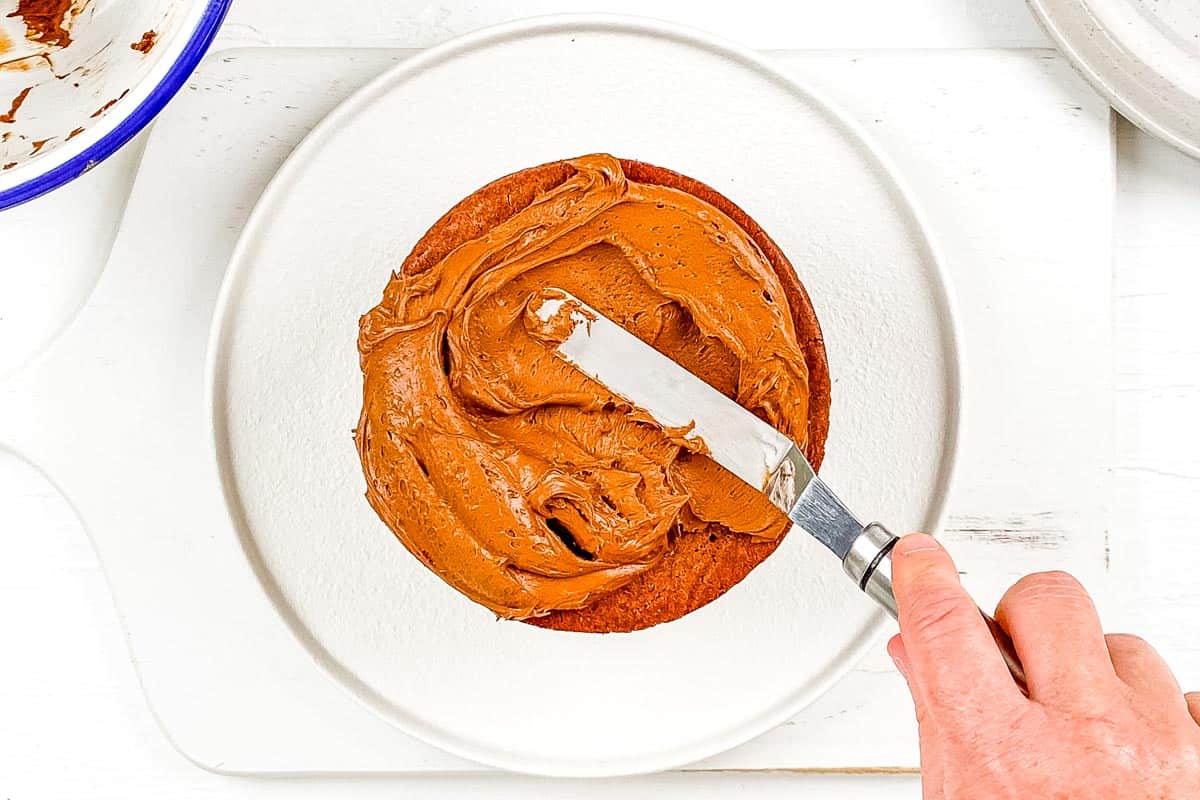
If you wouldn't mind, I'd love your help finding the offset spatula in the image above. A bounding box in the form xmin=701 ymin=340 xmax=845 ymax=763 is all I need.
xmin=535 ymin=292 xmax=1027 ymax=693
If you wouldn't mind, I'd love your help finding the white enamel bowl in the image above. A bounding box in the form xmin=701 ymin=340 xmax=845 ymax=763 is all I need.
xmin=0 ymin=0 xmax=230 ymax=208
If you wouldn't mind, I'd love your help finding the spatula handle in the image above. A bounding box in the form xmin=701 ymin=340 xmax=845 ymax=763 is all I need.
xmin=846 ymin=523 xmax=1029 ymax=695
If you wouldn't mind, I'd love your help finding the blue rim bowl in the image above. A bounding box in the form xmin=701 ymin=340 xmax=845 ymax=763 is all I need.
xmin=0 ymin=0 xmax=233 ymax=210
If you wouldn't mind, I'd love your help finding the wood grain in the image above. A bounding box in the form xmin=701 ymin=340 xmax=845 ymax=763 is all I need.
xmin=6 ymin=22 xmax=1198 ymax=800
xmin=0 ymin=46 xmax=1115 ymax=776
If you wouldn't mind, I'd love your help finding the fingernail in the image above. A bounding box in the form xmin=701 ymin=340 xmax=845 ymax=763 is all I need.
xmin=886 ymin=636 xmax=911 ymax=680
xmin=894 ymin=533 xmax=943 ymax=558
xmin=890 ymin=652 xmax=911 ymax=681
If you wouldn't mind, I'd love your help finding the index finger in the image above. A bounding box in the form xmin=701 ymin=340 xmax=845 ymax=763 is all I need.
xmin=994 ymin=572 xmax=1115 ymax=708
xmin=891 ymin=534 xmax=1025 ymax=714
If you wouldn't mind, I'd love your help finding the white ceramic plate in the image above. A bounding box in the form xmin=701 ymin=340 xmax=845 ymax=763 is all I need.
xmin=208 ymin=15 xmax=960 ymax=777
xmin=1028 ymin=0 xmax=1200 ymax=159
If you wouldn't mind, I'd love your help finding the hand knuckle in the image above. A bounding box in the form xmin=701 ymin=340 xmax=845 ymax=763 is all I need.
xmin=1018 ymin=569 xmax=1084 ymax=594
xmin=1105 ymin=632 xmax=1148 ymax=651
xmin=905 ymin=591 xmax=975 ymax=641
xmin=1001 ymin=570 xmax=1092 ymax=610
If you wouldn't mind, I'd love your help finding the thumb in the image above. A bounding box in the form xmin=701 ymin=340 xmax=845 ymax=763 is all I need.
xmin=889 ymin=634 xmax=948 ymax=800
xmin=891 ymin=534 xmax=1023 ymax=713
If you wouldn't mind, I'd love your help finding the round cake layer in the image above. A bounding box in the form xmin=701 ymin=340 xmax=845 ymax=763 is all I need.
xmin=356 ymin=155 xmax=830 ymax=633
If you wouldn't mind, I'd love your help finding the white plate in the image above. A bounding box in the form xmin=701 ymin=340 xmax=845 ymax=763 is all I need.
xmin=1028 ymin=0 xmax=1200 ymax=159
xmin=207 ymin=16 xmax=960 ymax=777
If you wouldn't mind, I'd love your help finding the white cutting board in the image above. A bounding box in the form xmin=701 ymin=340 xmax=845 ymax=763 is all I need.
xmin=0 ymin=46 xmax=1113 ymax=773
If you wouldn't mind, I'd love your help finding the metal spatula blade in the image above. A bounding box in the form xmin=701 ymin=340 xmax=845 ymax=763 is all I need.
xmin=534 ymin=291 xmax=1027 ymax=693
xmin=534 ymin=292 xmax=869 ymax=563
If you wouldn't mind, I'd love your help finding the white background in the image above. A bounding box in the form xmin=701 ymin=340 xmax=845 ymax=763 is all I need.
xmin=3 ymin=1 xmax=1200 ymax=797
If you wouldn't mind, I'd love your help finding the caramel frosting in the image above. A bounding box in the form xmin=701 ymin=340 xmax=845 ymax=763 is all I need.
xmin=9 ymin=0 xmax=76 ymax=49
xmin=356 ymin=154 xmax=812 ymax=619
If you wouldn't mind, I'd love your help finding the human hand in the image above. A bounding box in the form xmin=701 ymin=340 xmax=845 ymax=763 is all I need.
xmin=888 ymin=533 xmax=1200 ymax=799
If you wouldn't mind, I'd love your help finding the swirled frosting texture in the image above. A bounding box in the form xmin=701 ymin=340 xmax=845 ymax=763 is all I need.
xmin=356 ymin=154 xmax=813 ymax=620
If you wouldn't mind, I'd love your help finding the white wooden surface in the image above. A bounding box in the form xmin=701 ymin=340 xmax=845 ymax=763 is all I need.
xmin=0 ymin=42 xmax=1113 ymax=776
xmin=1 ymin=0 xmax=1199 ymax=798
xmin=1109 ymin=122 xmax=1200 ymax=662
xmin=0 ymin=0 xmax=1049 ymax=380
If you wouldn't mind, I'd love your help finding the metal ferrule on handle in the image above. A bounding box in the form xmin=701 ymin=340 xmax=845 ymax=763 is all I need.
xmin=845 ymin=522 xmax=1029 ymax=695
xmin=842 ymin=523 xmax=900 ymax=617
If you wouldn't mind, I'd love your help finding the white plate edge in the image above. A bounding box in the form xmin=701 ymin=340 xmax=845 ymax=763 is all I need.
xmin=202 ymin=13 xmax=965 ymax=778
